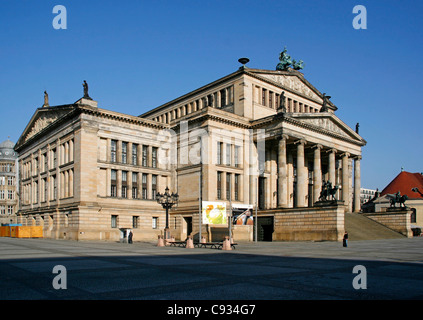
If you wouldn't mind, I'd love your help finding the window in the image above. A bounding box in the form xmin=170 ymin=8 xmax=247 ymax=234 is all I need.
xmin=42 ymin=153 xmax=47 ymax=172
xmin=226 ymin=173 xmax=231 ymax=200
xmin=152 ymin=175 xmax=157 ymax=200
xmin=152 ymin=217 xmax=158 ymax=229
xmin=234 ymin=146 xmax=240 ymax=168
xmin=217 ymin=142 xmax=222 ymax=165
xmin=0 ymin=206 xmax=5 ymax=214
xmin=52 ymin=175 xmax=57 ymax=200
xmin=269 ymin=91 xmax=273 ymax=107
xmin=52 ymin=149 xmax=57 ymax=168
xmin=111 ymin=170 xmax=117 ymax=197
xmin=111 ymin=215 xmax=118 ymax=228
xmin=152 ymin=147 xmax=158 ymax=168
xmin=262 ymin=88 xmax=266 ymax=105
xmin=217 ymin=172 xmax=222 ymax=199
xmin=132 ymin=144 xmax=138 ymax=165
xmin=226 ymin=144 xmax=231 ymax=166
xmin=0 ymin=190 xmax=4 ymax=200
xmin=133 ymin=216 xmax=139 ymax=228
xmin=142 ymin=146 xmax=148 ymax=166
xmin=111 ymin=140 xmax=117 ymax=163
xmin=132 ymin=173 xmax=138 ymax=199
xmin=142 ymin=173 xmax=147 ymax=199
xmin=122 ymin=142 xmax=127 ymax=164
xmin=7 ymin=206 xmax=13 ymax=215
xmin=122 ymin=171 xmax=127 ymax=198
xmin=235 ymin=174 xmax=240 ymax=201
xmin=220 ymin=89 xmax=226 ymax=107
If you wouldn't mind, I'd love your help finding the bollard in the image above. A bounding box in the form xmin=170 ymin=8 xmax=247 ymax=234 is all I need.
xmin=157 ymin=235 xmax=165 ymax=247
xmin=186 ymin=236 xmax=194 ymax=249
xmin=222 ymin=236 xmax=232 ymax=251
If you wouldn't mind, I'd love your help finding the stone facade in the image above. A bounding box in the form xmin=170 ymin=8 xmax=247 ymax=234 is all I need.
xmin=14 ymin=66 xmax=366 ymax=242
xmin=365 ymin=209 xmax=413 ymax=238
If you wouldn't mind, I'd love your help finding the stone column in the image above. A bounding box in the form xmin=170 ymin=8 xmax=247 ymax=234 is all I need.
xmin=277 ymin=135 xmax=288 ymax=208
xmin=313 ymin=144 xmax=323 ymax=204
xmin=342 ymin=152 xmax=350 ymax=207
xmin=327 ymin=149 xmax=336 ymax=185
xmin=295 ymin=139 xmax=306 ymax=207
xmin=353 ymin=156 xmax=362 ymax=212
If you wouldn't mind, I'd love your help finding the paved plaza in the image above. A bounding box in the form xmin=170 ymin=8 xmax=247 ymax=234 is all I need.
xmin=0 ymin=237 xmax=422 ymax=301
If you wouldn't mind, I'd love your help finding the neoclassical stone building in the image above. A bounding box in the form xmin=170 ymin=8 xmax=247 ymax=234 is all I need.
xmin=14 ymin=62 xmax=366 ymax=242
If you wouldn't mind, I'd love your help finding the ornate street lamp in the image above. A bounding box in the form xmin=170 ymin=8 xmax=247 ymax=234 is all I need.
xmin=156 ymin=186 xmax=179 ymax=239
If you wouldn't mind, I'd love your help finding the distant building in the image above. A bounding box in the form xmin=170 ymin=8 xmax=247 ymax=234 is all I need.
xmin=362 ymin=171 xmax=423 ymax=229
xmin=360 ymin=188 xmax=377 ymax=206
xmin=0 ymin=139 xmax=18 ymax=224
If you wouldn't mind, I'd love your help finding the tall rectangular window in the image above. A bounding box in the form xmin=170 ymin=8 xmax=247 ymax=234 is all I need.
xmin=234 ymin=145 xmax=240 ymax=168
xmin=152 ymin=217 xmax=158 ymax=229
xmin=152 ymin=174 xmax=157 ymax=200
xmin=111 ymin=140 xmax=117 ymax=163
xmin=217 ymin=172 xmax=222 ymax=200
xmin=220 ymin=89 xmax=226 ymax=107
xmin=52 ymin=175 xmax=57 ymax=201
xmin=142 ymin=173 xmax=147 ymax=199
xmin=132 ymin=144 xmax=138 ymax=165
xmin=235 ymin=174 xmax=240 ymax=201
xmin=121 ymin=171 xmax=127 ymax=198
xmin=142 ymin=146 xmax=148 ymax=167
xmin=226 ymin=173 xmax=231 ymax=200
xmin=226 ymin=144 xmax=231 ymax=166
xmin=152 ymin=147 xmax=158 ymax=168
xmin=122 ymin=142 xmax=127 ymax=164
xmin=217 ymin=142 xmax=222 ymax=165
xmin=132 ymin=172 xmax=138 ymax=199
xmin=111 ymin=215 xmax=118 ymax=228
xmin=133 ymin=216 xmax=139 ymax=229
xmin=262 ymin=88 xmax=267 ymax=105
xmin=111 ymin=169 xmax=117 ymax=197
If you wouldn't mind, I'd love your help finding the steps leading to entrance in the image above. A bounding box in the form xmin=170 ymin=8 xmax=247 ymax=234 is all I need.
xmin=345 ymin=212 xmax=405 ymax=240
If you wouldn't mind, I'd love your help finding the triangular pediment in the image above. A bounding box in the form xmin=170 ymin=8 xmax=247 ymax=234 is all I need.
xmin=16 ymin=105 xmax=75 ymax=149
xmin=259 ymin=73 xmax=322 ymax=102
xmin=293 ymin=113 xmax=364 ymax=143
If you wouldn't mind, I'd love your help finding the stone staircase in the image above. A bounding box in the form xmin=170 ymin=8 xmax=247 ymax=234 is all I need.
xmin=345 ymin=212 xmax=405 ymax=240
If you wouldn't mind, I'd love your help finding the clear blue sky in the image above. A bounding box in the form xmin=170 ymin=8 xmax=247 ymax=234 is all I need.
xmin=1 ymin=0 xmax=422 ymax=190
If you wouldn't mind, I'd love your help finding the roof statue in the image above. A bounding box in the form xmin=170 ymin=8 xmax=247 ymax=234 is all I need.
xmin=277 ymin=91 xmax=287 ymax=113
xmin=83 ymin=80 xmax=92 ymax=99
xmin=43 ymin=91 xmax=49 ymax=107
xmin=276 ymin=47 xmax=304 ymax=71
xmin=320 ymin=93 xmax=331 ymax=112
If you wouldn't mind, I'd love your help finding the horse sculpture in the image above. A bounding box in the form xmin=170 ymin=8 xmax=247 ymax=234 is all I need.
xmin=387 ymin=191 xmax=408 ymax=208
xmin=319 ymin=181 xmax=338 ymax=202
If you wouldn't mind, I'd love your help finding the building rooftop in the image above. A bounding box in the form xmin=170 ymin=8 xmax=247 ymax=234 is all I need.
xmin=380 ymin=171 xmax=423 ymax=200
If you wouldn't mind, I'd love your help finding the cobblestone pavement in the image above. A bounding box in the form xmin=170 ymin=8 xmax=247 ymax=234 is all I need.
xmin=0 ymin=237 xmax=422 ymax=300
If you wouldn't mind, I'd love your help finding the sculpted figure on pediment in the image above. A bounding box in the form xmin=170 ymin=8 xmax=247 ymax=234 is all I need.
xmin=25 ymin=115 xmax=59 ymax=142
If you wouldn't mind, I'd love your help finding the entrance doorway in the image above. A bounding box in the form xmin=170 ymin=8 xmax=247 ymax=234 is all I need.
xmin=258 ymin=177 xmax=265 ymax=209
xmin=256 ymin=217 xmax=274 ymax=241
xmin=183 ymin=217 xmax=192 ymax=239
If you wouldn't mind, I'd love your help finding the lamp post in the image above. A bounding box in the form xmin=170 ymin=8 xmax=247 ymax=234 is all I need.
xmin=156 ymin=186 xmax=179 ymax=240
xmin=412 ymin=187 xmax=423 ymax=198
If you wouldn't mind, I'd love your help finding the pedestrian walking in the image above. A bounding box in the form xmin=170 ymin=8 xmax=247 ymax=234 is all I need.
xmin=343 ymin=230 xmax=348 ymax=247
xmin=128 ymin=230 xmax=133 ymax=244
